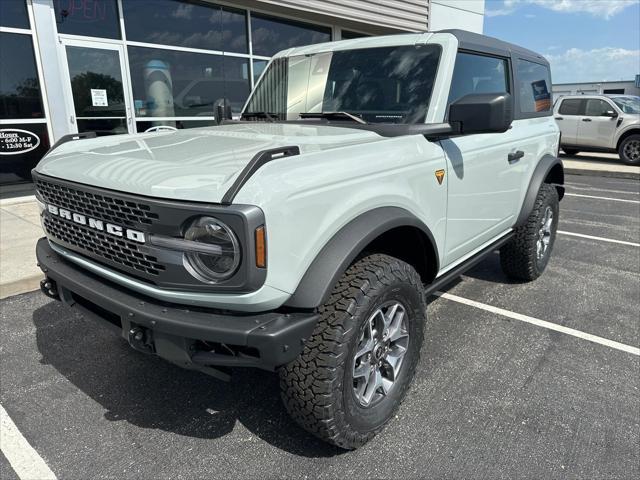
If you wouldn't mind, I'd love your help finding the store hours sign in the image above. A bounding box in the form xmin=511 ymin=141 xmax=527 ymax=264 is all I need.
xmin=0 ymin=129 xmax=41 ymax=155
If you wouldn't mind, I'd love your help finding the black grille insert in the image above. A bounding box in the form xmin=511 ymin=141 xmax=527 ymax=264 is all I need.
xmin=36 ymin=179 xmax=159 ymax=227
xmin=43 ymin=215 xmax=165 ymax=276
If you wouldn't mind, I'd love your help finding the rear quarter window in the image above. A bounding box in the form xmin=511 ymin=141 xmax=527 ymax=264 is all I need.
xmin=559 ymin=99 xmax=583 ymax=115
xmin=516 ymin=59 xmax=552 ymax=116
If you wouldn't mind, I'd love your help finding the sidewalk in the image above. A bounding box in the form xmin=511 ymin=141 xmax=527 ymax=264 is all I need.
xmin=561 ymin=152 xmax=640 ymax=179
xmin=0 ymin=197 xmax=44 ymax=299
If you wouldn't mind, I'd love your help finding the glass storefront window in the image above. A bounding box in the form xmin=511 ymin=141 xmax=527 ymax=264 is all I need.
xmin=251 ymin=14 xmax=331 ymax=57
xmin=252 ymin=59 xmax=268 ymax=85
xmin=122 ymin=0 xmax=248 ymax=53
xmin=0 ymin=32 xmax=45 ymax=119
xmin=0 ymin=122 xmax=50 ymax=184
xmin=136 ymin=119 xmax=216 ymax=132
xmin=128 ymin=46 xmax=250 ymax=117
xmin=0 ymin=0 xmax=29 ymax=29
xmin=53 ymin=0 xmax=121 ymax=39
xmin=341 ymin=30 xmax=370 ymax=40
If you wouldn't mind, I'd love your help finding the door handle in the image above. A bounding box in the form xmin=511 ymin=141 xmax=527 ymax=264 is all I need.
xmin=582 ymin=118 xmax=592 ymax=122
xmin=555 ymin=116 xmax=563 ymax=120
xmin=508 ymin=150 xmax=525 ymax=163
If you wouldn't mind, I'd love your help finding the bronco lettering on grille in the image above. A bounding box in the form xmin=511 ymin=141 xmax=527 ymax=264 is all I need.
xmin=46 ymin=204 xmax=146 ymax=243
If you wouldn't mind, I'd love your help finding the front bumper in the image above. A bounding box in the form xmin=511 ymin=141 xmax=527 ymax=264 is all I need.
xmin=36 ymin=238 xmax=318 ymax=378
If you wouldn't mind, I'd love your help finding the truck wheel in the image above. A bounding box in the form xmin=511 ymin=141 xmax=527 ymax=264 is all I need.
xmin=619 ymin=134 xmax=640 ymax=165
xmin=500 ymin=183 xmax=559 ymax=281
xmin=279 ymin=254 xmax=426 ymax=449
xmin=561 ymin=148 xmax=579 ymax=156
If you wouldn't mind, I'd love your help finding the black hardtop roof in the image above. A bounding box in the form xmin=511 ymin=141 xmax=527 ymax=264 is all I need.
xmin=438 ymin=29 xmax=548 ymax=65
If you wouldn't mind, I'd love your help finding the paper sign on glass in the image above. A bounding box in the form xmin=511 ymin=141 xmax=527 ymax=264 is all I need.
xmin=91 ymin=89 xmax=108 ymax=107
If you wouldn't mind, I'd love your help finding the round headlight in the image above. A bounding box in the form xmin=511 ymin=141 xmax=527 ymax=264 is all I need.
xmin=183 ymin=217 xmax=240 ymax=283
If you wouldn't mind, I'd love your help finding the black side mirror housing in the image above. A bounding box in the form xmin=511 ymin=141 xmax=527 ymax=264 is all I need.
xmin=604 ymin=110 xmax=618 ymax=118
xmin=215 ymin=100 xmax=233 ymax=124
xmin=449 ymin=93 xmax=514 ymax=135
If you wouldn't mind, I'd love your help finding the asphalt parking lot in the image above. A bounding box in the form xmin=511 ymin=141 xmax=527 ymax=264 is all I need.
xmin=1 ymin=173 xmax=638 ymax=479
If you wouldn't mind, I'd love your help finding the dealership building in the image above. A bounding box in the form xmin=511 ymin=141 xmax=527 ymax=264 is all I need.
xmin=0 ymin=0 xmax=485 ymax=187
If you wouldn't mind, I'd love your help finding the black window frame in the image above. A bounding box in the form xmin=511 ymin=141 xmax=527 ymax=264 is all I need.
xmin=513 ymin=56 xmax=553 ymax=120
xmin=249 ymin=12 xmax=332 ymax=57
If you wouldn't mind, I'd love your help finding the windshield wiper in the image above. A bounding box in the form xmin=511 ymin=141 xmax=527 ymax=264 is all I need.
xmin=299 ymin=111 xmax=368 ymax=124
xmin=241 ymin=111 xmax=278 ymax=122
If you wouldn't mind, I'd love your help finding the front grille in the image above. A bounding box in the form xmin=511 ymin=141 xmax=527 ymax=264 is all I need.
xmin=43 ymin=215 xmax=165 ymax=276
xmin=36 ymin=179 xmax=159 ymax=227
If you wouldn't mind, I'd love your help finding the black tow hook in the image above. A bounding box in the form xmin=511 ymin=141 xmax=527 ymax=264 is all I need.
xmin=40 ymin=278 xmax=59 ymax=300
xmin=128 ymin=326 xmax=155 ymax=354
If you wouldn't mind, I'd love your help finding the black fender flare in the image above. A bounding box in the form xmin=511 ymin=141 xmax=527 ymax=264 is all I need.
xmin=515 ymin=154 xmax=565 ymax=227
xmin=284 ymin=207 xmax=439 ymax=309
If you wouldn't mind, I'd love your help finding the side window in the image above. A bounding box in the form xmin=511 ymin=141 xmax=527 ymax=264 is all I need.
xmin=584 ymin=99 xmax=614 ymax=116
xmin=559 ymin=99 xmax=583 ymax=115
xmin=516 ymin=59 xmax=552 ymax=114
xmin=448 ymin=52 xmax=509 ymax=105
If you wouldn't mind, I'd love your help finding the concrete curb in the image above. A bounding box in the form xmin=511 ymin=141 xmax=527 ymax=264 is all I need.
xmin=0 ymin=274 xmax=43 ymax=300
xmin=564 ymin=167 xmax=640 ymax=180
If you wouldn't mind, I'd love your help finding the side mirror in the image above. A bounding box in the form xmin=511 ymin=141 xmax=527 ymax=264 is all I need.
xmin=215 ymin=99 xmax=233 ymax=124
xmin=449 ymin=93 xmax=513 ymax=135
xmin=604 ymin=110 xmax=618 ymax=118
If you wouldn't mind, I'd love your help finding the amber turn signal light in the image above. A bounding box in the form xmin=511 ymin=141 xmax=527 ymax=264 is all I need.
xmin=255 ymin=226 xmax=266 ymax=268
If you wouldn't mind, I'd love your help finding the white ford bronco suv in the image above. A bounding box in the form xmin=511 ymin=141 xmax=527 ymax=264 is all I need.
xmin=34 ymin=30 xmax=564 ymax=449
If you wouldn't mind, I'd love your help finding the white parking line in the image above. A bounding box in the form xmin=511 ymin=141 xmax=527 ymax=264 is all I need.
xmin=558 ymin=230 xmax=640 ymax=247
xmin=564 ymin=193 xmax=640 ymax=204
xmin=566 ymin=186 xmax=639 ymax=196
xmin=435 ymin=292 xmax=640 ymax=356
xmin=0 ymin=404 xmax=57 ymax=480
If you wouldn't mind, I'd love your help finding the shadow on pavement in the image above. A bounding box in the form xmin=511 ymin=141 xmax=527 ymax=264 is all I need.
xmin=32 ymin=302 xmax=343 ymax=459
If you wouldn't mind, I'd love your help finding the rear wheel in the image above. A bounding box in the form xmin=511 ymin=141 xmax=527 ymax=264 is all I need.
xmin=500 ymin=183 xmax=559 ymax=281
xmin=279 ymin=254 xmax=426 ymax=449
xmin=561 ymin=148 xmax=579 ymax=156
xmin=619 ymin=134 xmax=640 ymax=165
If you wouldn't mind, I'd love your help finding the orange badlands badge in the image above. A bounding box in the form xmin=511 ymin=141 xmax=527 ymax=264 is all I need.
xmin=435 ymin=169 xmax=445 ymax=185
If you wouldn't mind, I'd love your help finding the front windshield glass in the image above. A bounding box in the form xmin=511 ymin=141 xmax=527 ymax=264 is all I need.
xmin=244 ymin=45 xmax=441 ymax=124
xmin=611 ymin=96 xmax=640 ymax=114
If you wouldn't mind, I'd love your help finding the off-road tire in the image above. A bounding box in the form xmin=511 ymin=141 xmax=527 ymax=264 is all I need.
xmin=500 ymin=183 xmax=559 ymax=281
xmin=279 ymin=254 xmax=426 ymax=449
xmin=618 ymin=134 xmax=640 ymax=165
xmin=561 ymin=148 xmax=579 ymax=156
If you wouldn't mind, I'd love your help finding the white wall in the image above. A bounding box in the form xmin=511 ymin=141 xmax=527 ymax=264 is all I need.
xmin=429 ymin=0 xmax=485 ymax=33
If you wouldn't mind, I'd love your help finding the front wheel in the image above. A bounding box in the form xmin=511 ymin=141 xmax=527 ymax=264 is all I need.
xmin=279 ymin=254 xmax=426 ymax=449
xmin=619 ymin=134 xmax=640 ymax=165
xmin=500 ymin=183 xmax=559 ymax=281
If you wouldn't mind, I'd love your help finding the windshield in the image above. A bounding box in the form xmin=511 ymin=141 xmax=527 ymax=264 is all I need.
xmin=244 ymin=45 xmax=441 ymax=124
xmin=611 ymin=96 xmax=640 ymax=114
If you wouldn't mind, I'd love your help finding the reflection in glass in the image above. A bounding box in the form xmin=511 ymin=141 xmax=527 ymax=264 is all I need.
xmin=0 ymin=33 xmax=45 ymax=119
xmin=136 ymin=120 xmax=216 ymax=132
xmin=448 ymin=53 xmax=509 ymax=106
xmin=122 ymin=0 xmax=247 ymax=53
xmin=54 ymin=0 xmax=120 ymax=39
xmin=0 ymin=0 xmax=30 ymax=29
xmin=66 ymin=46 xmax=125 ymax=118
xmin=252 ymin=59 xmax=269 ymax=86
xmin=128 ymin=47 xmax=250 ymax=117
xmin=76 ymin=118 xmax=127 ymax=136
xmin=245 ymin=45 xmax=441 ymax=124
xmin=516 ymin=59 xmax=552 ymax=113
xmin=251 ymin=14 xmax=331 ymax=57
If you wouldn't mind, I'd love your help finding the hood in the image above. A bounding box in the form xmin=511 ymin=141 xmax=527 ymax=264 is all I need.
xmin=36 ymin=123 xmax=384 ymax=203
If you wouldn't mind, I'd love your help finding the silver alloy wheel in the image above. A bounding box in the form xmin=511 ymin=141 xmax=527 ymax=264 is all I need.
xmin=352 ymin=301 xmax=409 ymax=407
xmin=623 ymin=139 xmax=640 ymax=162
xmin=536 ymin=206 xmax=553 ymax=260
